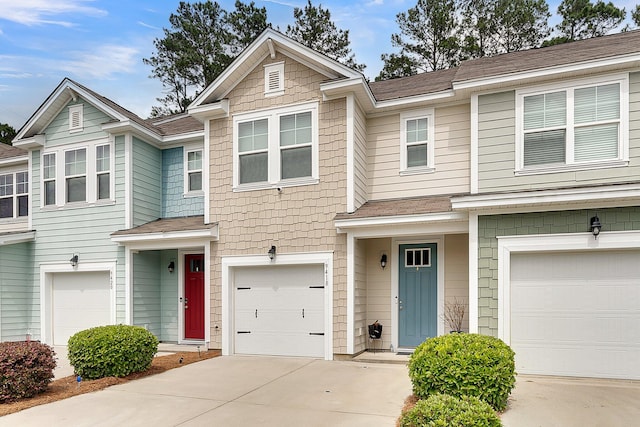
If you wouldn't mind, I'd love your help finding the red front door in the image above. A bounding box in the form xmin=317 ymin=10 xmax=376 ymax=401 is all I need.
xmin=184 ymin=254 xmax=205 ymax=340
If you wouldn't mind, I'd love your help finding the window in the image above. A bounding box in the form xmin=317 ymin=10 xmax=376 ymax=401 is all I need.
xmin=405 ymin=248 xmax=431 ymax=267
xmin=186 ymin=149 xmax=203 ymax=192
xmin=234 ymin=103 xmax=318 ymax=189
xmin=65 ymin=148 xmax=86 ymax=203
xmin=68 ymin=105 xmax=83 ymax=132
xmin=517 ymin=76 xmax=627 ymax=171
xmin=96 ymin=144 xmax=110 ymax=200
xmin=0 ymin=171 xmax=28 ymax=219
xmin=264 ymin=62 xmax=284 ymax=96
xmin=400 ymin=110 xmax=435 ymax=173
xmin=43 ymin=153 xmax=56 ymax=206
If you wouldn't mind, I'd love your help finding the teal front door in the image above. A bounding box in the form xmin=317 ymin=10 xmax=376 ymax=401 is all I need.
xmin=399 ymin=243 xmax=437 ymax=348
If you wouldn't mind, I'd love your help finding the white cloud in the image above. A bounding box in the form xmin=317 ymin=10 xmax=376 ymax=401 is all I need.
xmin=59 ymin=44 xmax=140 ymax=79
xmin=137 ymin=21 xmax=160 ymax=30
xmin=366 ymin=0 xmax=384 ymax=5
xmin=0 ymin=0 xmax=107 ymax=26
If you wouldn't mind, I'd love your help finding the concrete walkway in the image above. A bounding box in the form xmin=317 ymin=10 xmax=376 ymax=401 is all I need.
xmin=0 ymin=356 xmax=411 ymax=427
xmin=502 ymin=375 xmax=640 ymax=427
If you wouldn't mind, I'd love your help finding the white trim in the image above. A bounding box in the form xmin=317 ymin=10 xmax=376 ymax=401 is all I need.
xmin=346 ymin=94 xmax=355 ymax=213
xmin=203 ymin=120 xmax=211 ymax=224
xmin=124 ymin=247 xmax=132 ymax=324
xmin=0 ymin=155 xmax=29 ymax=167
xmin=497 ymin=230 xmax=640 ymax=345
xmin=470 ymin=94 xmax=479 ymax=194
xmin=68 ymin=104 xmax=83 ymax=133
xmin=221 ymin=251 xmax=334 ymax=360
xmin=40 ymin=261 xmax=117 ymax=345
xmin=399 ymin=109 xmax=435 ymax=173
xmin=0 ymin=230 xmax=35 ymax=245
xmin=264 ymin=62 xmax=285 ymax=97
xmin=346 ymin=234 xmax=355 ymax=354
xmin=451 ymin=183 xmax=640 ymax=210
xmin=111 ymin=228 xmax=218 ymax=248
xmin=188 ymin=100 xmax=230 ymax=122
xmin=391 ymin=237 xmax=445 ymax=352
xmin=468 ymin=212 xmax=479 ymax=333
xmin=184 ymin=147 xmax=204 ymax=195
xmin=336 ymin=211 xmax=467 ymax=231
xmin=27 ymin=151 xmax=32 ymax=230
xmin=124 ymin=134 xmax=132 ymax=229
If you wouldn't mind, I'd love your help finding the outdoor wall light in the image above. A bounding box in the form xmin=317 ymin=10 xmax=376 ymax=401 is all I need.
xmin=590 ymin=215 xmax=602 ymax=239
xmin=268 ymin=245 xmax=276 ymax=261
xmin=168 ymin=261 xmax=175 ymax=273
xmin=380 ymin=253 xmax=387 ymax=269
xmin=70 ymin=254 xmax=78 ymax=267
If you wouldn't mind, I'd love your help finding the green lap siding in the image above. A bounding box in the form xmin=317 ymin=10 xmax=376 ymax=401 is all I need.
xmin=477 ymin=207 xmax=640 ymax=336
xmin=0 ymin=242 xmax=35 ymax=341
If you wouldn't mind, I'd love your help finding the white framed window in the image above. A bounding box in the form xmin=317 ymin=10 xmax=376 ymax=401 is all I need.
xmin=68 ymin=104 xmax=83 ymax=133
xmin=43 ymin=153 xmax=56 ymax=206
xmin=516 ymin=74 xmax=628 ymax=173
xmin=185 ymin=149 xmax=203 ymax=193
xmin=404 ymin=248 xmax=431 ymax=267
xmin=233 ymin=102 xmax=319 ymax=190
xmin=264 ymin=62 xmax=284 ymax=97
xmin=400 ymin=109 xmax=435 ymax=174
xmin=42 ymin=139 xmax=113 ymax=208
xmin=0 ymin=171 xmax=28 ymax=219
xmin=96 ymin=144 xmax=110 ymax=200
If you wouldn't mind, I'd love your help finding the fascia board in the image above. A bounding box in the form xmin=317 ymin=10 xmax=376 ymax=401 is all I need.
xmin=0 ymin=231 xmax=36 ymax=246
xmin=335 ymin=211 xmax=468 ymax=230
xmin=111 ymin=227 xmax=219 ymax=245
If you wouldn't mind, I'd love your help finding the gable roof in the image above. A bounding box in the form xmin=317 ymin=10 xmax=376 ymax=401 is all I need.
xmin=0 ymin=144 xmax=27 ymax=161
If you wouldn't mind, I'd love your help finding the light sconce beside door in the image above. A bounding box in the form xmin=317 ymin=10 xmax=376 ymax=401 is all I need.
xmin=380 ymin=253 xmax=387 ymax=269
xmin=268 ymin=245 xmax=276 ymax=261
xmin=590 ymin=215 xmax=602 ymax=239
xmin=168 ymin=261 xmax=175 ymax=273
xmin=70 ymin=254 xmax=78 ymax=267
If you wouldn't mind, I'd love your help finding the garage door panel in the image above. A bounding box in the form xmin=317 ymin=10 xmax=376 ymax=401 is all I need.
xmin=511 ymin=251 xmax=640 ymax=379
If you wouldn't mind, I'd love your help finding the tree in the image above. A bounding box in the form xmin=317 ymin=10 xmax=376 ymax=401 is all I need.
xmin=460 ymin=0 xmax=495 ymax=59
xmin=0 ymin=123 xmax=16 ymax=146
xmin=379 ymin=0 xmax=460 ymax=80
xmin=144 ymin=1 xmax=269 ymax=116
xmin=632 ymin=4 xmax=640 ymax=27
xmin=285 ymin=0 xmax=365 ymax=72
xmin=547 ymin=0 xmax=625 ymax=45
xmin=375 ymin=53 xmax=420 ymax=81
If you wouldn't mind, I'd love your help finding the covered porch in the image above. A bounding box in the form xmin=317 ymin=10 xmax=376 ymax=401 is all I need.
xmin=335 ymin=196 xmax=469 ymax=356
xmin=111 ymin=216 xmax=218 ymax=347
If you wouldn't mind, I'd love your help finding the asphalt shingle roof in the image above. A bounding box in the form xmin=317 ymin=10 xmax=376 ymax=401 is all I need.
xmin=111 ymin=216 xmax=212 ymax=236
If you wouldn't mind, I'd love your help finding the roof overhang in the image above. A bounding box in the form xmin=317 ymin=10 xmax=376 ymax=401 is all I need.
xmin=13 ymin=134 xmax=45 ymax=150
xmin=189 ymin=100 xmax=230 ymax=122
xmin=0 ymin=230 xmax=36 ymax=246
xmin=111 ymin=225 xmax=218 ymax=251
xmin=335 ymin=211 xmax=468 ymax=238
xmin=452 ymin=184 xmax=640 ymax=213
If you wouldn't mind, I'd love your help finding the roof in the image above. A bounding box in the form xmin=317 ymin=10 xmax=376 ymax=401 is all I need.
xmin=368 ymin=68 xmax=457 ymax=101
xmin=0 ymin=144 xmax=27 ymax=160
xmin=335 ymin=195 xmax=458 ymax=221
xmin=145 ymin=114 xmax=204 ymax=136
xmin=111 ymin=216 xmax=213 ymax=236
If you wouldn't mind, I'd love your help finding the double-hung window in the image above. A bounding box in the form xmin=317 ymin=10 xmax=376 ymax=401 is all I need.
xmin=400 ymin=110 xmax=435 ymax=174
xmin=96 ymin=144 xmax=110 ymax=200
xmin=234 ymin=102 xmax=318 ymax=189
xmin=186 ymin=149 xmax=203 ymax=192
xmin=517 ymin=76 xmax=627 ymax=171
xmin=43 ymin=153 xmax=56 ymax=206
xmin=65 ymin=148 xmax=86 ymax=203
xmin=0 ymin=171 xmax=28 ymax=219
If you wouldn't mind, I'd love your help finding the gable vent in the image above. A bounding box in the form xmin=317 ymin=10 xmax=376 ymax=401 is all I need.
xmin=68 ymin=104 xmax=83 ymax=132
xmin=264 ymin=62 xmax=284 ymax=97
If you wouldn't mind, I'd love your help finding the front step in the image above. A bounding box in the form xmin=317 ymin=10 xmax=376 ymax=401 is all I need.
xmin=353 ymin=351 xmax=410 ymax=365
xmin=157 ymin=343 xmax=205 ymax=354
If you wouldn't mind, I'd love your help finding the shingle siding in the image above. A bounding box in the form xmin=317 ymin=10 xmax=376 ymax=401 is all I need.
xmin=161 ymin=147 xmax=204 ymax=218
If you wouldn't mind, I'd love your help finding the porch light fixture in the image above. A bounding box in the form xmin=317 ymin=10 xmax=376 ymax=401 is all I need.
xmin=70 ymin=254 xmax=78 ymax=267
xmin=168 ymin=261 xmax=175 ymax=273
xmin=590 ymin=215 xmax=602 ymax=239
xmin=380 ymin=254 xmax=387 ymax=269
xmin=268 ymin=245 xmax=276 ymax=261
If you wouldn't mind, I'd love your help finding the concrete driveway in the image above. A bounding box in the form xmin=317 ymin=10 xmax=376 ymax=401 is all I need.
xmin=0 ymin=356 xmax=411 ymax=427
xmin=502 ymin=375 xmax=640 ymax=427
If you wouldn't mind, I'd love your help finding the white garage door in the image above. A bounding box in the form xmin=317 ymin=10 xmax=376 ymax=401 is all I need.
xmin=510 ymin=250 xmax=640 ymax=379
xmin=52 ymin=271 xmax=111 ymax=346
xmin=234 ymin=265 xmax=325 ymax=358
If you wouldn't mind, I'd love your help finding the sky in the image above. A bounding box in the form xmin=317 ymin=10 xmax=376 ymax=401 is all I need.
xmin=0 ymin=0 xmax=636 ymax=131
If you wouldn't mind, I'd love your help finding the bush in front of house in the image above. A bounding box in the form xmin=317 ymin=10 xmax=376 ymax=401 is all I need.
xmin=408 ymin=333 xmax=515 ymax=411
xmin=68 ymin=325 xmax=158 ymax=380
xmin=399 ymin=393 xmax=502 ymax=427
xmin=0 ymin=341 xmax=56 ymax=402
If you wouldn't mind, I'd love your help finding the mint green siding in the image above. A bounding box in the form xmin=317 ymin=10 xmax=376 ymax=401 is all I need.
xmin=44 ymin=98 xmax=113 ymax=147
xmin=477 ymin=207 xmax=640 ymax=336
xmin=477 ymin=72 xmax=640 ymax=193
xmin=0 ymin=242 xmax=35 ymax=341
xmin=132 ymin=249 xmax=179 ymax=342
xmin=132 ymin=137 xmax=161 ymax=227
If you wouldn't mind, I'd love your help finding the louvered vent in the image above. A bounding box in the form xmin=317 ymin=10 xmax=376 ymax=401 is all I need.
xmin=264 ymin=62 xmax=284 ymax=96
xmin=268 ymin=70 xmax=280 ymax=91
xmin=68 ymin=105 xmax=83 ymax=132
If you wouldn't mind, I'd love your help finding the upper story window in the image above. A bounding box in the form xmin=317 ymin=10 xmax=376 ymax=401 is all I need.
xmin=516 ymin=75 xmax=628 ymax=173
xmin=400 ymin=109 xmax=435 ymax=174
xmin=264 ymin=62 xmax=284 ymax=97
xmin=186 ymin=149 xmax=203 ymax=192
xmin=233 ymin=102 xmax=318 ymax=191
xmin=0 ymin=171 xmax=28 ymax=219
xmin=68 ymin=105 xmax=83 ymax=133
xmin=42 ymin=139 xmax=113 ymax=208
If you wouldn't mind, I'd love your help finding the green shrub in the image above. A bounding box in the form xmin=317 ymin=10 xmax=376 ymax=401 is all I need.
xmin=399 ymin=394 xmax=502 ymax=427
xmin=408 ymin=334 xmax=515 ymax=411
xmin=68 ymin=325 xmax=159 ymax=380
xmin=0 ymin=341 xmax=56 ymax=402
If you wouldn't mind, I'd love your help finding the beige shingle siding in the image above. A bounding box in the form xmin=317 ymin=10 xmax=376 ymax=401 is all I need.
xmin=208 ymin=53 xmax=349 ymax=353
xmin=353 ymin=101 xmax=368 ymax=210
xmin=366 ymin=103 xmax=471 ymax=200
